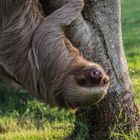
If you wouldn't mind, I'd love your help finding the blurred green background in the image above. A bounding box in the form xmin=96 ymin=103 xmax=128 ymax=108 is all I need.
xmin=0 ymin=0 xmax=139 ymax=139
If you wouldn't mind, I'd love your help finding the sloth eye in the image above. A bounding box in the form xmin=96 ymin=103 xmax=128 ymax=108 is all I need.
xmin=75 ymin=77 xmax=87 ymax=86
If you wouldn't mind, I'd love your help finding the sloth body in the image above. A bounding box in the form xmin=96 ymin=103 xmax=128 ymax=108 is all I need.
xmin=0 ymin=0 xmax=109 ymax=108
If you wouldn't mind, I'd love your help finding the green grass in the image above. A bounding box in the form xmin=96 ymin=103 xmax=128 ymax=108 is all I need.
xmin=0 ymin=85 xmax=75 ymax=139
xmin=0 ymin=0 xmax=140 ymax=139
xmin=0 ymin=117 xmax=73 ymax=140
xmin=122 ymin=0 xmax=140 ymax=108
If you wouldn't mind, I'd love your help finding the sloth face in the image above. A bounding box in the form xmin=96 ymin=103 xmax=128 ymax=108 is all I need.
xmin=53 ymin=59 xmax=110 ymax=109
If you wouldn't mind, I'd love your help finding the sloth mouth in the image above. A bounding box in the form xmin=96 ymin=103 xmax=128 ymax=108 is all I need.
xmin=69 ymin=89 xmax=107 ymax=108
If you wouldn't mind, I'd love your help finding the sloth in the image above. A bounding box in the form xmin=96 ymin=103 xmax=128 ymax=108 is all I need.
xmin=0 ymin=0 xmax=109 ymax=108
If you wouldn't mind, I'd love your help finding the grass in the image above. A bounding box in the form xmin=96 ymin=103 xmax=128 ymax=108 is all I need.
xmin=0 ymin=0 xmax=140 ymax=139
xmin=0 ymin=117 xmax=73 ymax=140
xmin=0 ymin=85 xmax=75 ymax=140
xmin=122 ymin=0 xmax=140 ymax=108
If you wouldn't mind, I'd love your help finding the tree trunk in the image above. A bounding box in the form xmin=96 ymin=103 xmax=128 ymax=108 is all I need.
xmin=42 ymin=0 xmax=139 ymax=139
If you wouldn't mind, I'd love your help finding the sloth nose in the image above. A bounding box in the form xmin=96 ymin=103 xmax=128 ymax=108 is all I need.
xmin=86 ymin=68 xmax=103 ymax=85
xmin=89 ymin=68 xmax=103 ymax=80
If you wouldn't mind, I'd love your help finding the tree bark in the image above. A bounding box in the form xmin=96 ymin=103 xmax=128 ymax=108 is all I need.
xmin=42 ymin=0 xmax=139 ymax=139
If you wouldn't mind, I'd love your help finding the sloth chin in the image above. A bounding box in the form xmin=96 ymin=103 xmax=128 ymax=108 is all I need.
xmin=54 ymin=63 xmax=110 ymax=109
xmin=65 ymin=84 xmax=109 ymax=108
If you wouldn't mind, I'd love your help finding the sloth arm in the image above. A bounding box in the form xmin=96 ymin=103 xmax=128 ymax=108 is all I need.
xmin=31 ymin=0 xmax=84 ymax=102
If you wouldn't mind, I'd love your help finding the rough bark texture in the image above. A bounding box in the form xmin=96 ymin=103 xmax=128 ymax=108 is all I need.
xmin=36 ymin=0 xmax=140 ymax=139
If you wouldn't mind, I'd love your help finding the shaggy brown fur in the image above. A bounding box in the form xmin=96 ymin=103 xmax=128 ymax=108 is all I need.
xmin=0 ymin=0 xmax=109 ymax=108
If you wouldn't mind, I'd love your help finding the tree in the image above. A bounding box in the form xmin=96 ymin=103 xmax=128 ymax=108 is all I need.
xmin=41 ymin=0 xmax=140 ymax=139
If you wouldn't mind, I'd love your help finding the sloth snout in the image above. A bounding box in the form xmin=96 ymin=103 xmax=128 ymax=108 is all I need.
xmin=87 ymin=68 xmax=103 ymax=84
xmin=74 ymin=67 xmax=109 ymax=87
xmin=85 ymin=68 xmax=104 ymax=86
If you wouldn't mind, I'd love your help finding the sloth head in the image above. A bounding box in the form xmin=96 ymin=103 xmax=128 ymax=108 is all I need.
xmin=52 ymin=58 xmax=109 ymax=109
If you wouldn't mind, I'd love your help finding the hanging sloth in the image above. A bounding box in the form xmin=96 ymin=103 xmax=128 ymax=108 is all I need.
xmin=0 ymin=0 xmax=109 ymax=108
